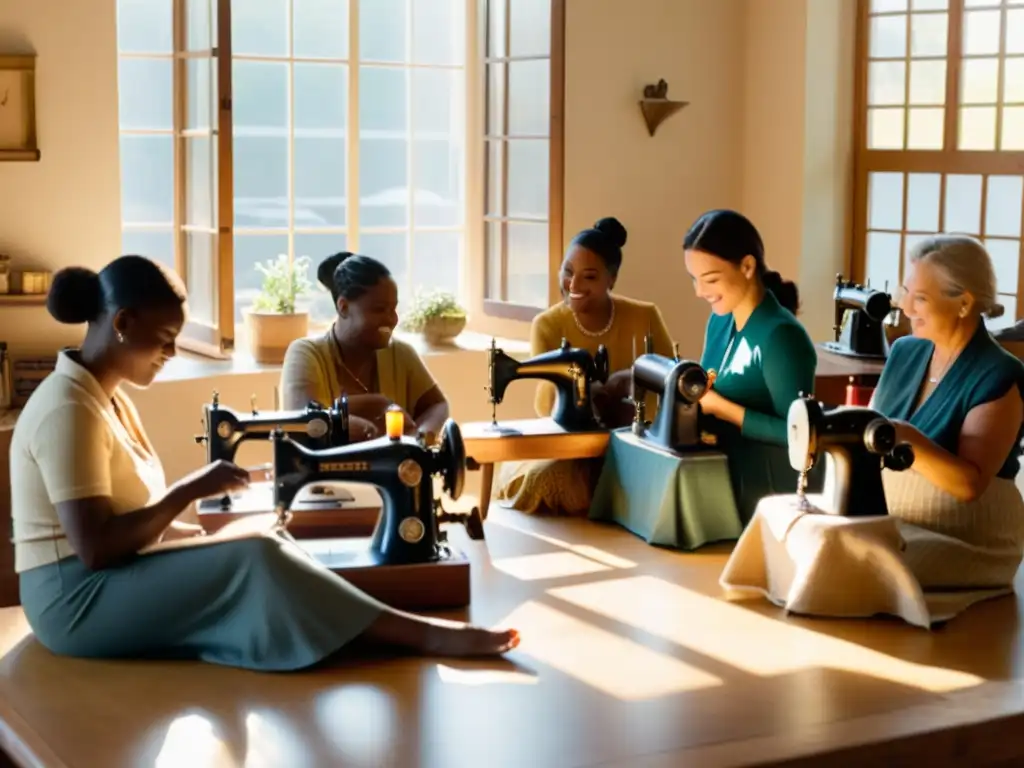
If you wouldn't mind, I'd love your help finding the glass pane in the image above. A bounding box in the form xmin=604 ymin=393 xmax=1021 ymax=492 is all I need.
xmin=870 ymin=15 xmax=907 ymax=58
xmin=117 ymin=58 xmax=173 ymax=130
xmin=185 ymin=231 xmax=217 ymax=325
xmin=360 ymin=232 xmax=409 ymax=301
xmin=911 ymin=0 xmax=946 ymax=8
xmin=944 ymin=174 xmax=983 ymax=234
xmin=872 ymin=0 xmax=907 ymax=10
xmin=906 ymin=173 xmax=941 ymax=231
xmin=411 ymin=231 xmax=462 ymax=299
xmin=487 ymin=0 xmax=506 ymax=57
xmin=413 ymin=72 xmax=464 ymax=228
xmin=117 ymin=0 xmax=173 ymax=53
xmin=963 ymin=10 xmax=1001 ymax=55
xmin=294 ymin=63 xmax=347 ymax=228
xmin=1005 ymin=58 xmax=1024 ymax=102
xmin=903 ymin=233 xmax=937 ymax=285
xmin=360 ymin=0 xmax=407 ymax=63
xmin=509 ymin=60 xmax=550 ymax=135
xmin=413 ymin=0 xmax=465 ymax=66
xmin=234 ymin=136 xmax=289 ymax=228
xmin=908 ymin=60 xmax=945 ymax=105
xmin=122 ymin=229 xmax=175 ymax=272
xmin=869 ymin=61 xmax=906 ymax=105
xmin=961 ymin=58 xmax=999 ymax=104
xmin=509 ymin=0 xmax=550 ymax=57
xmin=186 ymin=0 xmax=212 ymax=50
xmin=507 ymin=222 xmax=549 ymax=307
xmin=293 ymin=0 xmax=349 ymax=59
xmin=910 ymin=12 xmax=947 ymax=56
xmin=186 ymin=58 xmax=214 ymax=131
xmin=959 ymin=106 xmax=997 ymax=149
xmin=294 ymin=234 xmax=347 ymax=324
xmin=487 ymin=63 xmax=505 ymax=135
xmin=233 ymin=234 xmax=289 ymax=322
xmin=359 ymin=66 xmax=408 ymax=227
xmin=985 ymin=176 xmax=1024 ymax=237
xmin=866 ymin=231 xmax=902 ymax=297
xmin=486 ymin=140 xmax=503 ymax=217
xmin=868 ymin=108 xmax=905 ymax=148
xmin=232 ymin=0 xmax=289 ymax=56
xmin=1007 ymin=9 xmax=1024 ymax=54
xmin=869 ymin=172 xmax=904 ymax=230
xmin=485 ymin=221 xmax=503 ymax=300
xmin=1002 ymin=106 xmax=1024 ymax=150
xmin=907 ymin=107 xmax=943 ymax=148
xmin=120 ymin=135 xmax=175 ymax=224
xmin=185 ymin=135 xmax=215 ymax=229
xmin=986 ymin=295 xmax=1017 ymax=331
xmin=507 ymin=139 xmax=549 ymax=219
xmin=233 ymin=61 xmax=288 ymax=130
xmin=984 ymin=239 xmax=1020 ymax=295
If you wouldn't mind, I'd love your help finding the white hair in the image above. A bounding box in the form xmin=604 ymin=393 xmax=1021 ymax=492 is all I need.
xmin=907 ymin=234 xmax=1004 ymax=319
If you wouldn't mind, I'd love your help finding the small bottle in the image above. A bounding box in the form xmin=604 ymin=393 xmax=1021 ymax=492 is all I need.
xmin=0 ymin=255 xmax=9 ymax=295
xmin=0 ymin=342 xmax=12 ymax=410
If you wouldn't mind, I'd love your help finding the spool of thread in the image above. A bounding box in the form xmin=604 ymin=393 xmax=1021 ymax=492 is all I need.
xmin=385 ymin=404 xmax=404 ymax=440
xmin=845 ymin=376 xmax=873 ymax=406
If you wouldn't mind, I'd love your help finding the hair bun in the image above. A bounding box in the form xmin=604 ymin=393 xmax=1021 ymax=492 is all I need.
xmin=317 ymin=251 xmax=353 ymax=292
xmin=47 ymin=267 xmax=103 ymax=325
xmin=987 ymin=302 xmax=1006 ymax=320
xmin=594 ymin=217 xmax=627 ymax=249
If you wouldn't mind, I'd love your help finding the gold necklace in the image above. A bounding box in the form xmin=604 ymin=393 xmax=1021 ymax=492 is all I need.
xmin=330 ymin=328 xmax=371 ymax=393
xmin=572 ymin=300 xmax=615 ymax=338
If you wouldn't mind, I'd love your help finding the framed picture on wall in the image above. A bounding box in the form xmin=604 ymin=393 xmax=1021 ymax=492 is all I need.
xmin=0 ymin=55 xmax=39 ymax=162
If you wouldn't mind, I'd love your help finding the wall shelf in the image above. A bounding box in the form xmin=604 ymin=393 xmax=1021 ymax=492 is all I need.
xmin=0 ymin=294 xmax=46 ymax=306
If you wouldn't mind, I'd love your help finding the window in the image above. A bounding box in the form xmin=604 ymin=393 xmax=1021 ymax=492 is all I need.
xmin=116 ymin=0 xmax=565 ymax=356
xmin=855 ymin=0 xmax=1024 ymax=331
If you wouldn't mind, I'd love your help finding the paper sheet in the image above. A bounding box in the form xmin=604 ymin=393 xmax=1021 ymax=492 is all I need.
xmin=139 ymin=513 xmax=282 ymax=555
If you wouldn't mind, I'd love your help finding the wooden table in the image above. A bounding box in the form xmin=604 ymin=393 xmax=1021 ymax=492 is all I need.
xmin=814 ymin=345 xmax=887 ymax=406
xmin=462 ymin=418 xmax=610 ymax=518
xmin=0 ymin=508 xmax=1022 ymax=766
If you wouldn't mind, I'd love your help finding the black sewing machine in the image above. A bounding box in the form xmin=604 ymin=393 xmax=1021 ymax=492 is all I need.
xmin=270 ymin=418 xmax=482 ymax=609
xmin=821 ymin=274 xmax=893 ymax=360
xmin=487 ymin=337 xmax=610 ymax=432
xmin=786 ymin=395 xmax=915 ymax=516
xmin=630 ymin=346 xmax=710 ymax=452
xmin=194 ymin=391 xmax=352 ymax=511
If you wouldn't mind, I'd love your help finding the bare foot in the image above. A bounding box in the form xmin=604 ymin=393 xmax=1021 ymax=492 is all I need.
xmin=423 ymin=625 xmax=520 ymax=657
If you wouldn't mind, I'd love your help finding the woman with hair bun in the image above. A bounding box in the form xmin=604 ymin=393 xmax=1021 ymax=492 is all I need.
xmin=683 ymin=209 xmax=817 ymax=523
xmin=9 ymin=255 xmax=518 ymax=669
xmin=280 ymin=251 xmax=450 ymax=444
xmin=496 ymin=216 xmax=675 ymax=516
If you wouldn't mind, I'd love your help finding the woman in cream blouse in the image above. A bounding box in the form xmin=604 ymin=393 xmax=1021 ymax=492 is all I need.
xmin=280 ymin=252 xmax=450 ymax=444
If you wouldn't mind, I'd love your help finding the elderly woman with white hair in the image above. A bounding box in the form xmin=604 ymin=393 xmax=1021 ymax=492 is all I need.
xmin=720 ymin=235 xmax=1024 ymax=626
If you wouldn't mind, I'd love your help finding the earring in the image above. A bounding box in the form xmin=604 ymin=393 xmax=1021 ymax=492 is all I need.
xmin=116 ymin=331 xmax=125 ymax=343
xmin=959 ymin=308 xmax=968 ymax=318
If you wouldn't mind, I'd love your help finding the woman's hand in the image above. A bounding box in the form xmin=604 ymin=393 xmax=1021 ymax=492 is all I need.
xmin=161 ymin=520 xmax=207 ymax=542
xmin=892 ymin=419 xmax=924 ymax=449
xmin=179 ymin=460 xmax=251 ymax=501
xmin=602 ymin=370 xmax=632 ymax=401
xmin=699 ymin=387 xmax=747 ymax=429
xmin=699 ymin=388 xmax=727 ymax=419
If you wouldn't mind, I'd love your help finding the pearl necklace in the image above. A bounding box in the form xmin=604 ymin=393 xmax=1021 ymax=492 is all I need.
xmin=572 ymin=301 xmax=615 ymax=338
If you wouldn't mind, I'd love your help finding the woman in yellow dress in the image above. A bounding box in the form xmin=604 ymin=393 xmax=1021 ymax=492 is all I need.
xmin=280 ymin=252 xmax=450 ymax=444
xmin=495 ymin=217 xmax=674 ymax=515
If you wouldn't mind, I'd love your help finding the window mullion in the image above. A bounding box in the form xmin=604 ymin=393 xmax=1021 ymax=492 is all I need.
xmin=288 ymin=0 xmax=296 ymax=265
xmin=173 ymin=0 xmax=186 ymax=280
xmin=944 ymin=0 xmax=964 ymax=154
xmin=348 ymin=0 xmax=361 ymax=252
xmin=406 ymin=0 xmax=415 ymax=299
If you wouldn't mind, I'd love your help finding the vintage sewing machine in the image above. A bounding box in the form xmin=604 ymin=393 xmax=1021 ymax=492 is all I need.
xmin=821 ymin=274 xmax=894 ymax=360
xmin=787 ymin=395 xmax=915 ymax=517
xmin=270 ymin=414 xmax=482 ymax=609
xmin=487 ymin=337 xmax=610 ymax=432
xmin=194 ymin=391 xmax=353 ymax=512
xmin=629 ymin=345 xmax=710 ymax=452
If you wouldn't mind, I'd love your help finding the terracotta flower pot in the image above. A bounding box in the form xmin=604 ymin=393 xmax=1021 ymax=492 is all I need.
xmin=245 ymin=310 xmax=309 ymax=364
xmin=421 ymin=315 xmax=466 ymax=346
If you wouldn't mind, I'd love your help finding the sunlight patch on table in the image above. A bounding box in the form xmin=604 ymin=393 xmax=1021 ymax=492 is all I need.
xmin=490 ymin=517 xmax=638 ymax=569
xmin=499 ymin=600 xmax=722 ymax=700
xmin=548 ymin=576 xmax=984 ymax=693
xmin=436 ymin=663 xmax=539 ymax=686
xmin=245 ymin=711 xmax=317 ymax=768
xmin=492 ymin=551 xmax=611 ymax=581
xmin=155 ymin=713 xmax=233 ymax=767
xmin=315 ymin=684 xmax=398 ymax=765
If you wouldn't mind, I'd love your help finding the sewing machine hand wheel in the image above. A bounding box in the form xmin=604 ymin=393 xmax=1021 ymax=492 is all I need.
xmin=594 ymin=345 xmax=610 ymax=384
xmin=884 ymin=443 xmax=915 ymax=472
xmin=436 ymin=418 xmax=466 ymax=500
xmin=678 ymin=365 xmax=710 ymax=402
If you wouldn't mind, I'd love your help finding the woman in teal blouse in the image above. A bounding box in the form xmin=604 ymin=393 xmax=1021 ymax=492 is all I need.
xmin=870 ymin=235 xmax=1024 ymax=589
xmin=683 ymin=209 xmax=818 ymax=523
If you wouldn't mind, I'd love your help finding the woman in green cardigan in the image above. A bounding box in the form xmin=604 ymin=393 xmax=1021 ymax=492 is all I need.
xmin=684 ymin=209 xmax=818 ymax=523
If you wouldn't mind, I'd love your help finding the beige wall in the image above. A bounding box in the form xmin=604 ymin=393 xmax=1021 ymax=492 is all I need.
xmin=0 ymin=0 xmax=858 ymax=484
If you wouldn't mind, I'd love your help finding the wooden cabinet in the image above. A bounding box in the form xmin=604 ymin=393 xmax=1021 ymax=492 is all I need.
xmin=0 ymin=414 xmax=19 ymax=607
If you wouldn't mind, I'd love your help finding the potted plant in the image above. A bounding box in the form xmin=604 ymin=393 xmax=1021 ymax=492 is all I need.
xmin=244 ymin=254 xmax=313 ymax=364
xmin=400 ymin=289 xmax=467 ymax=346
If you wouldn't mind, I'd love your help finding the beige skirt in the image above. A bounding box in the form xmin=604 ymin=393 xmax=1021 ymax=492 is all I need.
xmin=494 ymin=458 xmax=603 ymax=516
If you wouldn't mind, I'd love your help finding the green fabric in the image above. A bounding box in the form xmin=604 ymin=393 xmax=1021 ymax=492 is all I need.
xmin=699 ymin=290 xmax=820 ymax=521
xmin=872 ymin=322 xmax=1024 ymax=479
xmin=19 ymin=536 xmax=384 ymax=671
xmin=590 ymin=430 xmax=743 ymax=550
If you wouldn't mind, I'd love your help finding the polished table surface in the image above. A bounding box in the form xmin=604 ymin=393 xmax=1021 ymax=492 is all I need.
xmin=0 ymin=508 xmax=1022 ymax=767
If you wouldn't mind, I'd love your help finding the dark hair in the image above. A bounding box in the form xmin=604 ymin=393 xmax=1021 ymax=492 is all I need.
xmin=569 ymin=217 xmax=628 ymax=277
xmin=683 ymin=209 xmax=800 ymax=314
xmin=47 ymin=255 xmax=187 ymax=325
xmin=317 ymin=251 xmax=392 ymax=304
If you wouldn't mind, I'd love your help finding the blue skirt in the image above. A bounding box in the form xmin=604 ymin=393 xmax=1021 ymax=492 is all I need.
xmin=19 ymin=535 xmax=384 ymax=671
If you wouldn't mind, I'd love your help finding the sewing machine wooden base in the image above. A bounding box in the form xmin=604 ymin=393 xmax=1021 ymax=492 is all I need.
xmin=297 ymin=537 xmax=471 ymax=610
